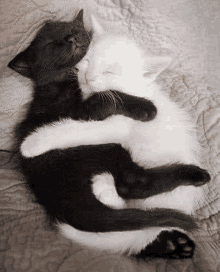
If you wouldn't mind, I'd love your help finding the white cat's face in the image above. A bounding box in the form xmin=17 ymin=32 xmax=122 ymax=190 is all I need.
xmin=76 ymin=35 xmax=146 ymax=99
xmin=76 ymin=15 xmax=171 ymax=100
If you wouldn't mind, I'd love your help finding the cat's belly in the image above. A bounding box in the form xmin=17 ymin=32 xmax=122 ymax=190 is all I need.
xmin=123 ymin=118 xmax=199 ymax=168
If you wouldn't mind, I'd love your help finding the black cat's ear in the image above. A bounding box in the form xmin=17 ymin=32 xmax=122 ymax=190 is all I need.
xmin=8 ymin=49 xmax=32 ymax=78
xmin=75 ymin=9 xmax=83 ymax=22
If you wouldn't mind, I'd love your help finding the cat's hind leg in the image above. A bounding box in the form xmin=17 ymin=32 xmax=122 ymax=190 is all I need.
xmin=116 ymin=163 xmax=210 ymax=199
xmin=136 ymin=230 xmax=195 ymax=259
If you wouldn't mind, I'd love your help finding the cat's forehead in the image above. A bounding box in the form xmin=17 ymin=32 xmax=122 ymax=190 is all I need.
xmin=36 ymin=19 xmax=82 ymax=42
xmin=94 ymin=36 xmax=137 ymax=51
xmin=87 ymin=35 xmax=144 ymax=67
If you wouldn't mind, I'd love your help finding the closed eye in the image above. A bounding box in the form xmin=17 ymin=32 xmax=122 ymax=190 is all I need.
xmin=54 ymin=40 xmax=63 ymax=45
xmin=103 ymin=71 xmax=114 ymax=75
xmin=43 ymin=40 xmax=63 ymax=50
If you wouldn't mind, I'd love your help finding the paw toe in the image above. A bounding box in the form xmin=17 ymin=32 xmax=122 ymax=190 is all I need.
xmin=166 ymin=240 xmax=176 ymax=251
xmin=184 ymin=246 xmax=193 ymax=252
xmin=177 ymin=237 xmax=187 ymax=244
xmin=141 ymin=109 xmax=157 ymax=122
xmin=164 ymin=231 xmax=195 ymax=259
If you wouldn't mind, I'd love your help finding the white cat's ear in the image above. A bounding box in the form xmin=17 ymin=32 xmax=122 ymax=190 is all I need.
xmin=90 ymin=15 xmax=105 ymax=35
xmin=143 ymin=57 xmax=171 ymax=81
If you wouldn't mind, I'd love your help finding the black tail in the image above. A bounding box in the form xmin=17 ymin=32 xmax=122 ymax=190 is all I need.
xmin=58 ymin=196 xmax=198 ymax=233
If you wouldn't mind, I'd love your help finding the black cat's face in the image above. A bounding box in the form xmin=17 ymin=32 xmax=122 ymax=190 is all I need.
xmin=8 ymin=10 xmax=91 ymax=85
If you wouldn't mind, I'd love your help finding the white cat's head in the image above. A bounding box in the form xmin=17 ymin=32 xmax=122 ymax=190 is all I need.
xmin=76 ymin=15 xmax=171 ymax=100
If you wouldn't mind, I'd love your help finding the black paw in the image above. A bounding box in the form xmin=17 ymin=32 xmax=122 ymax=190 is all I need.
xmin=131 ymin=101 xmax=157 ymax=122
xmin=136 ymin=231 xmax=195 ymax=259
xmin=184 ymin=165 xmax=211 ymax=186
xmin=162 ymin=231 xmax=195 ymax=259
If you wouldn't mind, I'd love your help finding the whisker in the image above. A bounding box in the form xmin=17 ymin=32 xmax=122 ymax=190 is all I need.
xmin=105 ymin=91 xmax=111 ymax=104
xmin=100 ymin=92 xmax=106 ymax=104
xmin=68 ymin=72 xmax=78 ymax=78
xmin=107 ymin=90 xmax=117 ymax=110
xmin=113 ymin=91 xmax=126 ymax=111
xmin=112 ymin=91 xmax=124 ymax=105
xmin=67 ymin=66 xmax=79 ymax=74
xmin=102 ymin=92 xmax=109 ymax=104
xmin=98 ymin=92 xmax=104 ymax=103
xmin=110 ymin=91 xmax=117 ymax=106
xmin=66 ymin=73 xmax=78 ymax=82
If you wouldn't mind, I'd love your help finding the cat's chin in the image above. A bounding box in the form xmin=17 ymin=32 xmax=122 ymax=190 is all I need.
xmin=78 ymin=83 xmax=94 ymax=100
xmin=80 ymin=83 xmax=107 ymax=100
xmin=82 ymin=91 xmax=92 ymax=100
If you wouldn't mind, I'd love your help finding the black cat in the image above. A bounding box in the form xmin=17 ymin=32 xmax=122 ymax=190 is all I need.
xmin=8 ymin=10 xmax=209 ymax=258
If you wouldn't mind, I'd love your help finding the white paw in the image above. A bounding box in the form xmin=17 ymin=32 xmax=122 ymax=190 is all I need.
xmin=20 ymin=131 xmax=52 ymax=158
xmin=92 ymin=173 xmax=125 ymax=209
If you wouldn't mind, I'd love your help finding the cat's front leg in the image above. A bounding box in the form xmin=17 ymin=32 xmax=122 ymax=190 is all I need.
xmin=110 ymin=91 xmax=157 ymax=122
xmin=20 ymin=115 xmax=133 ymax=158
xmin=78 ymin=93 xmax=118 ymax=121
xmin=81 ymin=91 xmax=157 ymax=122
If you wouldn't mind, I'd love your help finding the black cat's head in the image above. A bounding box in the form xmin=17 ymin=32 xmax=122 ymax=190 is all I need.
xmin=8 ymin=9 xmax=91 ymax=85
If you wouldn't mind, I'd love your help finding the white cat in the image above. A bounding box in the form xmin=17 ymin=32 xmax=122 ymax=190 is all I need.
xmin=20 ymin=16 xmax=207 ymax=255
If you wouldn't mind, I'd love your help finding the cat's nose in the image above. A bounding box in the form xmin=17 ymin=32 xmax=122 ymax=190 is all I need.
xmin=64 ymin=34 xmax=75 ymax=44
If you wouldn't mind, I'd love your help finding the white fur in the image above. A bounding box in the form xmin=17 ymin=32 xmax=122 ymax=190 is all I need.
xmin=59 ymin=223 xmax=182 ymax=255
xmin=20 ymin=16 xmax=205 ymax=255
xmin=21 ymin=115 xmax=133 ymax=158
xmin=91 ymin=172 xmax=126 ymax=209
xmin=91 ymin=172 xmax=204 ymax=214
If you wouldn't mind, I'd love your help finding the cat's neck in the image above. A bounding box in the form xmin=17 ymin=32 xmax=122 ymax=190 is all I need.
xmin=28 ymin=79 xmax=82 ymax=123
xmin=33 ymin=80 xmax=79 ymax=99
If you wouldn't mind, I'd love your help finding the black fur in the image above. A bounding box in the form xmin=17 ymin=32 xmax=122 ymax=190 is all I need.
xmin=21 ymin=145 xmax=198 ymax=232
xmin=136 ymin=230 xmax=195 ymax=259
xmin=8 ymin=10 xmax=210 ymax=257
xmin=78 ymin=90 xmax=157 ymax=122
